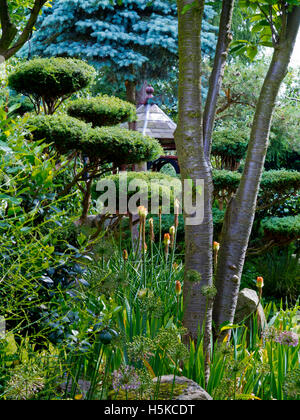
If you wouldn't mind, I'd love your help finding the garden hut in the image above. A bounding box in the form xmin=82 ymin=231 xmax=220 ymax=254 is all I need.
xmin=132 ymin=86 xmax=180 ymax=174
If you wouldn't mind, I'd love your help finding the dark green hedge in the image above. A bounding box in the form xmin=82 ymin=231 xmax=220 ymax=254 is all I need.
xmin=8 ymin=58 xmax=95 ymax=99
xmin=260 ymin=170 xmax=300 ymax=193
xmin=212 ymin=169 xmax=300 ymax=195
xmin=27 ymin=114 xmax=90 ymax=153
xmin=67 ymin=96 xmax=137 ymax=127
xmin=83 ymin=127 xmax=163 ymax=164
xmin=101 ymin=172 xmax=181 ymax=211
xmin=212 ymin=169 xmax=241 ymax=192
xmin=212 ymin=129 xmax=248 ymax=160
xmin=261 ymin=215 xmax=300 ymax=239
xmin=26 ymin=115 xmax=163 ymax=163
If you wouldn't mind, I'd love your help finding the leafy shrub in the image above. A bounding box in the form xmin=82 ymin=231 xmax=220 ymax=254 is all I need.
xmin=8 ymin=58 xmax=95 ymax=113
xmin=0 ymin=113 xmax=83 ymax=333
xmin=26 ymin=114 xmax=91 ymax=153
xmin=67 ymin=95 xmax=137 ymax=127
xmin=212 ymin=169 xmax=300 ymax=203
xmin=212 ymin=169 xmax=241 ymax=194
xmin=27 ymin=115 xmax=162 ymax=163
xmin=84 ymin=127 xmax=163 ymax=163
xmin=261 ymin=215 xmax=300 ymax=240
xmin=101 ymin=172 xmax=181 ymax=211
xmin=212 ymin=128 xmax=248 ymax=170
xmin=260 ymin=170 xmax=300 ymax=193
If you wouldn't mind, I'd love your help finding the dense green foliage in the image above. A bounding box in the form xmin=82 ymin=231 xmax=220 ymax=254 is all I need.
xmin=8 ymin=58 xmax=95 ymax=113
xmin=27 ymin=114 xmax=163 ymax=163
xmin=27 ymin=114 xmax=90 ymax=153
xmin=24 ymin=0 xmax=217 ymax=83
xmin=212 ymin=128 xmax=248 ymax=170
xmin=84 ymin=127 xmax=163 ymax=163
xmin=67 ymin=96 xmax=137 ymax=127
xmin=102 ymin=171 xmax=180 ymax=210
xmin=261 ymin=215 xmax=300 ymax=240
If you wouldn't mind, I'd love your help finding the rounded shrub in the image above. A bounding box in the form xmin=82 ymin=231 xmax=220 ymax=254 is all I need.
xmin=67 ymin=95 xmax=137 ymax=127
xmin=261 ymin=215 xmax=300 ymax=240
xmin=26 ymin=114 xmax=90 ymax=153
xmin=26 ymin=115 xmax=163 ymax=163
xmin=212 ymin=128 xmax=248 ymax=170
xmin=212 ymin=169 xmax=241 ymax=194
xmin=81 ymin=126 xmax=163 ymax=164
xmin=260 ymin=170 xmax=300 ymax=193
xmin=8 ymin=58 xmax=95 ymax=102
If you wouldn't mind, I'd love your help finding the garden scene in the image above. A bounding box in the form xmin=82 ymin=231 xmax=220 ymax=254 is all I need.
xmin=0 ymin=0 xmax=299 ymax=403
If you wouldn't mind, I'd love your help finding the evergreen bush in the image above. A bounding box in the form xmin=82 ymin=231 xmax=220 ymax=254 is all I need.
xmin=27 ymin=114 xmax=91 ymax=153
xmin=67 ymin=96 xmax=137 ymax=127
xmin=261 ymin=215 xmax=300 ymax=240
xmin=8 ymin=58 xmax=95 ymax=113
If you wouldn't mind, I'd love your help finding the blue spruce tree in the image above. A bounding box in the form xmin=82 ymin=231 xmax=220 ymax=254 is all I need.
xmin=23 ymin=0 xmax=217 ymax=102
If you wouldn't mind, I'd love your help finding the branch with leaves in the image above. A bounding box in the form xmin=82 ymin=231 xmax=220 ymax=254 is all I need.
xmin=0 ymin=0 xmax=50 ymax=60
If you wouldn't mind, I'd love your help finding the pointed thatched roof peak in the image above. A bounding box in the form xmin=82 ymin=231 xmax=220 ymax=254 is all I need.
xmin=135 ymin=103 xmax=176 ymax=142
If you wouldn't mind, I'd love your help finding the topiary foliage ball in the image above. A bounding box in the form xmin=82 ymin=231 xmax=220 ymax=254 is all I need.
xmin=8 ymin=58 xmax=95 ymax=112
xmin=26 ymin=114 xmax=163 ymax=164
xmin=67 ymin=95 xmax=137 ymax=127
xmin=81 ymin=126 xmax=163 ymax=164
xmin=26 ymin=114 xmax=91 ymax=154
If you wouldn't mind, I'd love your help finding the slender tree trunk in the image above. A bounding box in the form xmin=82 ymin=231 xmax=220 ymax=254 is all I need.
xmin=175 ymin=0 xmax=214 ymax=344
xmin=213 ymin=6 xmax=300 ymax=331
xmin=0 ymin=0 xmax=48 ymax=60
xmin=203 ymin=0 xmax=235 ymax=159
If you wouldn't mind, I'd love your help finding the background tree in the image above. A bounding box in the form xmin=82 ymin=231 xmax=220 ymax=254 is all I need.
xmin=20 ymin=0 xmax=217 ymax=103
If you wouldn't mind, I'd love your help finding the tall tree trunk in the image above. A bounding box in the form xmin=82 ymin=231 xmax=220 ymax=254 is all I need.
xmin=213 ymin=6 xmax=300 ymax=331
xmin=203 ymin=0 xmax=235 ymax=159
xmin=175 ymin=0 xmax=214 ymax=347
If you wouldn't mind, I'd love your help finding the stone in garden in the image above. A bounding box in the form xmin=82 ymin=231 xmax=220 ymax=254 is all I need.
xmin=234 ymin=288 xmax=267 ymax=330
xmin=153 ymin=375 xmax=213 ymax=400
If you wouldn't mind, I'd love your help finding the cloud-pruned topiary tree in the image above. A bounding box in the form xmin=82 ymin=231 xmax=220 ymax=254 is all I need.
xmin=9 ymin=57 xmax=163 ymax=222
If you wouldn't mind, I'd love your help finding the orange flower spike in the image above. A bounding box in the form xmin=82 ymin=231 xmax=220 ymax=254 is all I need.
xmin=122 ymin=249 xmax=128 ymax=261
xmin=163 ymin=233 xmax=170 ymax=246
xmin=149 ymin=218 xmax=155 ymax=242
xmin=213 ymin=241 xmax=220 ymax=252
xmin=175 ymin=280 xmax=182 ymax=296
xmin=256 ymin=276 xmax=264 ymax=289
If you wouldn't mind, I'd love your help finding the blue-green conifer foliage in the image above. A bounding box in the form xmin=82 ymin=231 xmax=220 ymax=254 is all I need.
xmin=24 ymin=0 xmax=217 ymax=82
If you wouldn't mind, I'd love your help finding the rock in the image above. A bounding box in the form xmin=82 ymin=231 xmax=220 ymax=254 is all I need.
xmin=153 ymin=375 xmax=213 ymax=400
xmin=234 ymin=288 xmax=267 ymax=330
